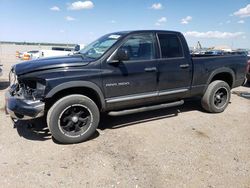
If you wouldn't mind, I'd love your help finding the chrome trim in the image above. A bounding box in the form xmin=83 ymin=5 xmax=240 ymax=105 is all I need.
xmin=159 ymin=88 xmax=188 ymax=96
xmin=179 ymin=64 xmax=190 ymax=68
xmin=106 ymin=88 xmax=189 ymax=103
xmin=159 ymin=57 xmax=186 ymax=61
xmin=191 ymin=84 xmax=206 ymax=88
xmin=106 ymin=92 xmax=157 ymax=103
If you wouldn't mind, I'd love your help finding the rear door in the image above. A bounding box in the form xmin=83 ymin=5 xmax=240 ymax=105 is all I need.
xmin=102 ymin=33 xmax=158 ymax=109
xmin=156 ymin=33 xmax=192 ymax=101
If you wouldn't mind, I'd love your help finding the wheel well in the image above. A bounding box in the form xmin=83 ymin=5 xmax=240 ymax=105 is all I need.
xmin=210 ymin=72 xmax=233 ymax=88
xmin=45 ymin=87 xmax=102 ymax=111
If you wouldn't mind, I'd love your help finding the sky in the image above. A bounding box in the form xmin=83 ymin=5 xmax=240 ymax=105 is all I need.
xmin=0 ymin=0 xmax=250 ymax=49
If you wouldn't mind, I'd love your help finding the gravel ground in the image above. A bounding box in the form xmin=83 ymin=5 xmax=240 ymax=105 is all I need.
xmin=0 ymin=44 xmax=250 ymax=188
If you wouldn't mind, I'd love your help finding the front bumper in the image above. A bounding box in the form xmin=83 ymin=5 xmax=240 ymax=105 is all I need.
xmin=5 ymin=91 xmax=45 ymax=120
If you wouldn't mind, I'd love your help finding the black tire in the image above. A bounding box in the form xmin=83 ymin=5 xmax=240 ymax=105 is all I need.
xmin=47 ymin=95 xmax=100 ymax=144
xmin=201 ymin=80 xmax=231 ymax=113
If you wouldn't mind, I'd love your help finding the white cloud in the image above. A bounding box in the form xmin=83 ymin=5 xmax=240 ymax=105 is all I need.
xmin=184 ymin=31 xmax=244 ymax=39
xmin=226 ymin=20 xmax=231 ymax=24
xmin=158 ymin=17 xmax=167 ymax=22
xmin=50 ymin=6 xmax=60 ymax=11
xmin=181 ymin=16 xmax=192 ymax=24
xmin=59 ymin=30 xmax=65 ymax=33
xmin=151 ymin=3 xmax=163 ymax=10
xmin=238 ymin=20 xmax=245 ymax=24
xmin=68 ymin=1 xmax=94 ymax=10
xmin=110 ymin=20 xmax=116 ymax=24
xmin=155 ymin=17 xmax=167 ymax=26
xmin=233 ymin=4 xmax=250 ymax=18
xmin=65 ymin=16 xmax=76 ymax=21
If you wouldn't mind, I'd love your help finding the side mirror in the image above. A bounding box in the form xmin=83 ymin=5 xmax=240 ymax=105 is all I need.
xmin=109 ymin=48 xmax=129 ymax=63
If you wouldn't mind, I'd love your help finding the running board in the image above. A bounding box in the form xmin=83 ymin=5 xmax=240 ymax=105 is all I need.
xmin=108 ymin=100 xmax=184 ymax=116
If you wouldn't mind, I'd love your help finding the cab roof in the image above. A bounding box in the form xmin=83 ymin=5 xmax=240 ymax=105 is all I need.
xmin=110 ymin=30 xmax=182 ymax=36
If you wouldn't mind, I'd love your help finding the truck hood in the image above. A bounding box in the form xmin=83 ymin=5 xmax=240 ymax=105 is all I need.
xmin=14 ymin=55 xmax=92 ymax=75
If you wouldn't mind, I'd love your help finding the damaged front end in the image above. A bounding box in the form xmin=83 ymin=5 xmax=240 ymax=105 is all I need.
xmin=5 ymin=67 xmax=45 ymax=120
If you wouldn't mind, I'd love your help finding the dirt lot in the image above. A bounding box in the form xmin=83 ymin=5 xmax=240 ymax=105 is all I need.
xmin=0 ymin=44 xmax=250 ymax=188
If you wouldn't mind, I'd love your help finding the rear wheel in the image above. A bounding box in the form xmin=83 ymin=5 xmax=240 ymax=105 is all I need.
xmin=47 ymin=95 xmax=100 ymax=144
xmin=201 ymin=80 xmax=231 ymax=113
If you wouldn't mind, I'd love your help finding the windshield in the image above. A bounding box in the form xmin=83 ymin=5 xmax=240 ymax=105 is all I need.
xmin=79 ymin=33 xmax=122 ymax=59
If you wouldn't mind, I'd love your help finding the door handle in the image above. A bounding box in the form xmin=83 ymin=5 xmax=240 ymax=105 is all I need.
xmin=144 ymin=67 xmax=157 ymax=72
xmin=179 ymin=64 xmax=190 ymax=69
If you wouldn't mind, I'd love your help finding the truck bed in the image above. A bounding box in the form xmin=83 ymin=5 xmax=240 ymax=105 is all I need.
xmin=190 ymin=54 xmax=247 ymax=96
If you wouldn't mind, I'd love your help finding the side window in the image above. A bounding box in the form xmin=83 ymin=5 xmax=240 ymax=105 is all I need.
xmin=158 ymin=34 xmax=183 ymax=58
xmin=120 ymin=34 xmax=155 ymax=61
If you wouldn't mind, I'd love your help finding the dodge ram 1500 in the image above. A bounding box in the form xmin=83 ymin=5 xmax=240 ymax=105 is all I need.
xmin=6 ymin=30 xmax=247 ymax=143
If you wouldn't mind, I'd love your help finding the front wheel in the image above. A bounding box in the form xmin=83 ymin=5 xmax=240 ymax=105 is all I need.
xmin=201 ymin=80 xmax=231 ymax=113
xmin=47 ymin=95 xmax=100 ymax=144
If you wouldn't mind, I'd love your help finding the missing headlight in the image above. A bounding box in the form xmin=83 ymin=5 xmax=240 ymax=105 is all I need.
xmin=19 ymin=79 xmax=46 ymax=100
xmin=24 ymin=80 xmax=37 ymax=89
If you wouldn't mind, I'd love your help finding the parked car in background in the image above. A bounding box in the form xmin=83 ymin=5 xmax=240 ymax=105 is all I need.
xmin=51 ymin=47 xmax=74 ymax=52
xmin=204 ymin=50 xmax=224 ymax=55
xmin=24 ymin=50 xmax=40 ymax=60
xmin=17 ymin=47 xmax=75 ymax=60
xmin=40 ymin=46 xmax=85 ymax=58
xmin=27 ymin=50 xmax=40 ymax=59
xmin=39 ymin=49 xmax=73 ymax=58
xmin=16 ymin=50 xmax=40 ymax=60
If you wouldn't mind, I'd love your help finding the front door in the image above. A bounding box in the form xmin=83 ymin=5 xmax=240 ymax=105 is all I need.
xmin=102 ymin=33 xmax=158 ymax=110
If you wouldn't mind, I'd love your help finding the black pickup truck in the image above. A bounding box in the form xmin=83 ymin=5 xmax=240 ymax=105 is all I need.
xmin=6 ymin=30 xmax=247 ymax=143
